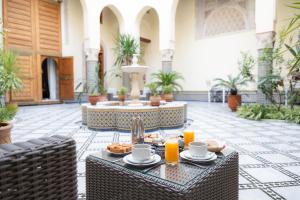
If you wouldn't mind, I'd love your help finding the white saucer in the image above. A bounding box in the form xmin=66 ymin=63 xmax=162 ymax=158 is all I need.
xmin=123 ymin=154 xmax=161 ymax=166
xmin=185 ymin=151 xmax=215 ymax=160
xmin=180 ymin=151 xmax=217 ymax=162
xmin=126 ymin=154 xmax=155 ymax=164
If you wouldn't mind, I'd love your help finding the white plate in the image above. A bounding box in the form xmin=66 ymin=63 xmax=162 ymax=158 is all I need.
xmin=106 ymin=149 xmax=131 ymax=156
xmin=123 ymin=154 xmax=161 ymax=167
xmin=180 ymin=151 xmax=217 ymax=163
xmin=185 ymin=151 xmax=215 ymax=160
xmin=126 ymin=154 xmax=155 ymax=164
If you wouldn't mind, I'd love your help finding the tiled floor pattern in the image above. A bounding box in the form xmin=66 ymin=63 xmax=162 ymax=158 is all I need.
xmin=11 ymin=102 xmax=300 ymax=200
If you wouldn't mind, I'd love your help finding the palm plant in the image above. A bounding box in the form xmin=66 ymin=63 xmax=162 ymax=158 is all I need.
xmin=151 ymin=71 xmax=184 ymax=92
xmin=113 ymin=34 xmax=139 ymax=67
xmin=214 ymin=74 xmax=249 ymax=95
xmin=146 ymin=83 xmax=159 ymax=96
xmin=0 ymin=50 xmax=22 ymax=105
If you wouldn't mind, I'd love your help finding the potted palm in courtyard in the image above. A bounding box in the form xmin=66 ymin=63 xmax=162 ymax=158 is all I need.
xmin=151 ymin=70 xmax=184 ymax=102
xmin=162 ymin=85 xmax=175 ymax=102
xmin=0 ymin=50 xmax=21 ymax=144
xmin=146 ymin=83 xmax=161 ymax=106
xmin=214 ymin=75 xmax=249 ymax=112
xmin=0 ymin=104 xmax=17 ymax=144
xmin=117 ymin=86 xmax=128 ymax=102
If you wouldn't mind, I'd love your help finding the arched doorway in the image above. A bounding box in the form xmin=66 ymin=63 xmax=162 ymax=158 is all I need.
xmin=41 ymin=58 xmax=59 ymax=100
xmin=138 ymin=8 xmax=160 ymax=86
xmin=100 ymin=6 xmax=123 ymax=89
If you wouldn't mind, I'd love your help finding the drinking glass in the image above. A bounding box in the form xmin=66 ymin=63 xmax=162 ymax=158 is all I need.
xmin=165 ymin=139 xmax=179 ymax=166
xmin=183 ymin=130 xmax=195 ymax=147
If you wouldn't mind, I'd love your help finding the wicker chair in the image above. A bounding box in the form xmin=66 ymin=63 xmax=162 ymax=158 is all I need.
xmin=0 ymin=135 xmax=77 ymax=200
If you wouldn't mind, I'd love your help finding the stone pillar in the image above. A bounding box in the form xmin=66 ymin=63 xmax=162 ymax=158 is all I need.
xmin=85 ymin=48 xmax=100 ymax=93
xmin=161 ymin=49 xmax=174 ymax=72
xmin=256 ymin=31 xmax=275 ymax=104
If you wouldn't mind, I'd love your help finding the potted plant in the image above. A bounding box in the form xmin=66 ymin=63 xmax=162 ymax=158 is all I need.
xmin=117 ymin=86 xmax=128 ymax=102
xmin=162 ymin=85 xmax=175 ymax=102
xmin=113 ymin=34 xmax=141 ymax=80
xmin=0 ymin=50 xmax=21 ymax=144
xmin=75 ymin=64 xmax=107 ymax=105
xmin=0 ymin=104 xmax=17 ymax=144
xmin=151 ymin=70 xmax=184 ymax=101
xmin=214 ymin=75 xmax=248 ymax=112
xmin=146 ymin=83 xmax=161 ymax=106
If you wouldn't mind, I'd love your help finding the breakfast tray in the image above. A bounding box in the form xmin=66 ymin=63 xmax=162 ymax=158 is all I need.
xmin=86 ymin=148 xmax=238 ymax=200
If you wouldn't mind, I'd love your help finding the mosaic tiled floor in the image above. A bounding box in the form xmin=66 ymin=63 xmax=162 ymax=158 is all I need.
xmin=12 ymin=102 xmax=300 ymax=200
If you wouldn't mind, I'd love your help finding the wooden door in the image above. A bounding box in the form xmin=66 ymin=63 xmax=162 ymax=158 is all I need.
xmin=58 ymin=57 xmax=74 ymax=100
xmin=11 ymin=55 xmax=37 ymax=102
xmin=99 ymin=46 xmax=104 ymax=80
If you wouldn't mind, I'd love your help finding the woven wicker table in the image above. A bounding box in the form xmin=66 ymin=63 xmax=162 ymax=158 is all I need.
xmin=86 ymin=148 xmax=238 ymax=200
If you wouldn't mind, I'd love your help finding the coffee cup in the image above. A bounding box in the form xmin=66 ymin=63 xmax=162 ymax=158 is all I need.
xmin=132 ymin=144 xmax=155 ymax=161
xmin=189 ymin=142 xmax=207 ymax=158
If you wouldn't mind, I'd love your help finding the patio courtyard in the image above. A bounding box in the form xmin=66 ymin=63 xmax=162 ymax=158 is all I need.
xmin=11 ymin=102 xmax=300 ymax=200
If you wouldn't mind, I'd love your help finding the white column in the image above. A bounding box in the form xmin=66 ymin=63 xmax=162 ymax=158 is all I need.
xmin=159 ymin=5 xmax=175 ymax=72
xmin=82 ymin=3 xmax=101 ymax=93
xmin=255 ymin=0 xmax=276 ymax=104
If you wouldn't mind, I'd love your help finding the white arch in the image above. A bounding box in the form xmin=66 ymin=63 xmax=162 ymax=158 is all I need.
xmin=100 ymin=4 xmax=125 ymax=32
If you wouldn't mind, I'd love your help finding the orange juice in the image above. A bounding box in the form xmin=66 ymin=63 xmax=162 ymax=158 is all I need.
xmin=165 ymin=139 xmax=179 ymax=165
xmin=184 ymin=130 xmax=195 ymax=147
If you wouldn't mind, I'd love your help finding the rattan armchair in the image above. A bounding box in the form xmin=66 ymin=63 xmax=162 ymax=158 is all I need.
xmin=0 ymin=135 xmax=77 ymax=200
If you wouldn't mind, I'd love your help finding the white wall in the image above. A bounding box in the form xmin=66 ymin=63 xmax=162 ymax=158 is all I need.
xmin=140 ymin=9 xmax=161 ymax=85
xmin=173 ymin=0 xmax=258 ymax=91
xmin=61 ymin=0 xmax=84 ymax=91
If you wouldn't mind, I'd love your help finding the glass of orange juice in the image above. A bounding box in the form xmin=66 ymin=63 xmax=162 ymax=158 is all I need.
xmin=183 ymin=130 xmax=195 ymax=147
xmin=165 ymin=138 xmax=179 ymax=166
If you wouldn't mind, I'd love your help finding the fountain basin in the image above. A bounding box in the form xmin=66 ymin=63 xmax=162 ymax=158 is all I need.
xmin=81 ymin=101 xmax=187 ymax=131
xmin=121 ymin=65 xmax=148 ymax=73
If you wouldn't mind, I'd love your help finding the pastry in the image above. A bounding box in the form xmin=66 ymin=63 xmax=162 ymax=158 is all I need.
xmin=206 ymin=140 xmax=226 ymax=152
xmin=107 ymin=143 xmax=133 ymax=153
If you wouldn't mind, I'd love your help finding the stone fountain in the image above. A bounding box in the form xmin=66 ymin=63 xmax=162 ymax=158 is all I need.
xmin=81 ymin=54 xmax=187 ymax=131
xmin=121 ymin=54 xmax=148 ymax=106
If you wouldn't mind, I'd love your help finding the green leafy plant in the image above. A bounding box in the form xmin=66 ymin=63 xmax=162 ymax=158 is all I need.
xmin=257 ymin=73 xmax=284 ymax=108
xmin=146 ymin=82 xmax=159 ymax=96
xmin=214 ymin=74 xmax=249 ymax=95
xmin=238 ymin=51 xmax=255 ymax=81
xmin=0 ymin=104 xmax=17 ymax=123
xmin=151 ymin=71 xmax=184 ymax=92
xmin=112 ymin=34 xmax=140 ymax=78
xmin=0 ymin=50 xmax=22 ymax=105
xmin=238 ymin=104 xmax=300 ymax=124
xmin=117 ymin=86 xmax=128 ymax=95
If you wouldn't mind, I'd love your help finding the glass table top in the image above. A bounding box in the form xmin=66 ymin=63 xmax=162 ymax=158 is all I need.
xmin=89 ymin=148 xmax=232 ymax=187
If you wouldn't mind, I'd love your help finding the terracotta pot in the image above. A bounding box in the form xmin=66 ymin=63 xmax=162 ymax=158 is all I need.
xmin=118 ymin=95 xmax=126 ymax=102
xmin=227 ymin=95 xmax=241 ymax=112
xmin=150 ymin=96 xmax=161 ymax=106
xmin=0 ymin=122 xmax=12 ymax=144
xmin=162 ymin=93 xmax=173 ymax=102
xmin=88 ymin=95 xmax=100 ymax=105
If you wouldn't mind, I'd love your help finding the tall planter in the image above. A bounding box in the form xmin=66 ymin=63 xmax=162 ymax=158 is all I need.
xmin=228 ymin=95 xmax=241 ymax=112
xmin=0 ymin=123 xmax=12 ymax=144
